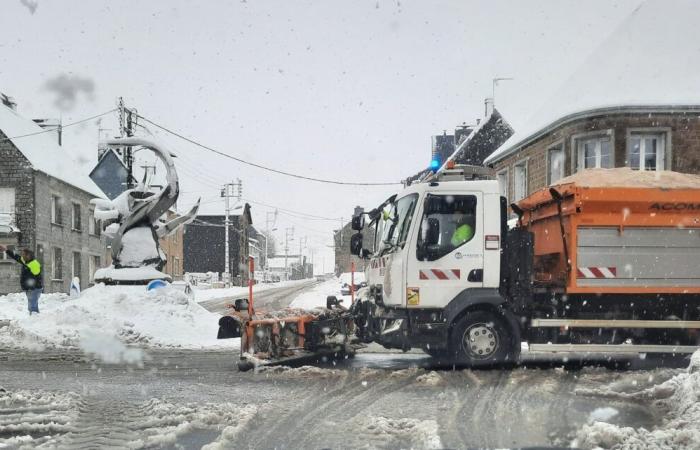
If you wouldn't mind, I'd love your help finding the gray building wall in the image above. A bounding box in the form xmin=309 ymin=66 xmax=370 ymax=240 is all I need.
xmin=0 ymin=128 xmax=106 ymax=294
xmin=0 ymin=130 xmax=35 ymax=293
xmin=34 ymin=172 xmax=106 ymax=294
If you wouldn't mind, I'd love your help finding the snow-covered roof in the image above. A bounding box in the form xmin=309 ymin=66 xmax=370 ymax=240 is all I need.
xmin=0 ymin=102 xmax=105 ymax=197
xmin=485 ymin=0 xmax=700 ymax=165
xmin=439 ymin=110 xmax=495 ymax=171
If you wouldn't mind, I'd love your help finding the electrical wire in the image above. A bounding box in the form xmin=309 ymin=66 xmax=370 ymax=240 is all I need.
xmin=0 ymin=108 xmax=119 ymax=143
xmin=136 ymin=113 xmax=402 ymax=187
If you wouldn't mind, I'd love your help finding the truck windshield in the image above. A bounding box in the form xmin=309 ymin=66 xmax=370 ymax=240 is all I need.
xmin=380 ymin=194 xmax=418 ymax=253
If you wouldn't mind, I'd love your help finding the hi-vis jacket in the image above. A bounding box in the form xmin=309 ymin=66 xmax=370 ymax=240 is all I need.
xmin=6 ymin=250 xmax=43 ymax=290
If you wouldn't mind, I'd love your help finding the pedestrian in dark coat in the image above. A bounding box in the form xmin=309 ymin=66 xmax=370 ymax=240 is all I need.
xmin=0 ymin=245 xmax=43 ymax=314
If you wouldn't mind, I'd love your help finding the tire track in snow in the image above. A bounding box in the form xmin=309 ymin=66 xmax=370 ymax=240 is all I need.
xmin=238 ymin=368 xmax=420 ymax=449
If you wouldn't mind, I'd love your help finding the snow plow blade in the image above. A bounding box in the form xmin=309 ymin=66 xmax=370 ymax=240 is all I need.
xmin=223 ymin=298 xmax=358 ymax=371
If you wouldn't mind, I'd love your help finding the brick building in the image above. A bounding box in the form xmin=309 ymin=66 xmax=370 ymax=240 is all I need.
xmin=0 ymin=98 xmax=106 ymax=294
xmin=484 ymin=2 xmax=700 ymax=201
xmin=183 ymin=204 xmax=252 ymax=286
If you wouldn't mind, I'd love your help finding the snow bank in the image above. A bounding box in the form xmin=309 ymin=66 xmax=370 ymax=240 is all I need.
xmin=0 ymin=285 xmax=238 ymax=358
xmin=573 ymin=351 xmax=700 ymax=449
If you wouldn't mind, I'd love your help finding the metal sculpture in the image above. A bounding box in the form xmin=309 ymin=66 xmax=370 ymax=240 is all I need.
xmin=91 ymin=137 xmax=199 ymax=284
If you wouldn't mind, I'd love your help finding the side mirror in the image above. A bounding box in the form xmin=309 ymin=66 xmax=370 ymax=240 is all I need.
xmin=351 ymin=214 xmax=365 ymax=231
xmin=350 ymin=232 xmax=363 ymax=256
xmin=233 ymin=298 xmax=249 ymax=312
xmin=424 ymin=218 xmax=440 ymax=246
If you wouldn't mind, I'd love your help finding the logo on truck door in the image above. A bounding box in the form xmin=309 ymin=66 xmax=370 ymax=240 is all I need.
xmin=419 ymin=269 xmax=461 ymax=280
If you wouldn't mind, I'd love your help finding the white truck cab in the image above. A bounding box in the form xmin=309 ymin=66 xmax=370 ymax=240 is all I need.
xmin=350 ymin=167 xmax=520 ymax=364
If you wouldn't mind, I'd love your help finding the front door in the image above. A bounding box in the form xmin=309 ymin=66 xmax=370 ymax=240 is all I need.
xmin=406 ymin=192 xmax=484 ymax=309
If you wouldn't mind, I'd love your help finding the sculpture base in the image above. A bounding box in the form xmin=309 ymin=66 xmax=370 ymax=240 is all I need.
xmin=94 ymin=266 xmax=172 ymax=285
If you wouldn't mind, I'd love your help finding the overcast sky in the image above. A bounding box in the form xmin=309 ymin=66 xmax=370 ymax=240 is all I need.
xmin=1 ymin=0 xmax=642 ymax=272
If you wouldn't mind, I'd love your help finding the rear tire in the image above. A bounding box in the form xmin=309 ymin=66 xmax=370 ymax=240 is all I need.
xmin=449 ymin=310 xmax=519 ymax=368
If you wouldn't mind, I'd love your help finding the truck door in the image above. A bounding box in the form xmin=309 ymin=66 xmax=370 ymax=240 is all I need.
xmin=406 ymin=192 xmax=484 ymax=308
xmin=381 ymin=193 xmax=420 ymax=307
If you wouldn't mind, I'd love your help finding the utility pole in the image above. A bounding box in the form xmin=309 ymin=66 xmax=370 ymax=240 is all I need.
xmin=284 ymin=227 xmax=294 ymax=281
xmin=221 ymin=180 xmax=242 ymax=286
xmin=117 ymin=97 xmax=138 ymax=188
xmin=264 ymin=210 xmax=278 ymax=281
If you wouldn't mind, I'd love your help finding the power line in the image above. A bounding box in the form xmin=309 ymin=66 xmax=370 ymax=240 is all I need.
xmin=136 ymin=113 xmax=401 ymax=187
xmin=0 ymin=108 xmax=118 ymax=143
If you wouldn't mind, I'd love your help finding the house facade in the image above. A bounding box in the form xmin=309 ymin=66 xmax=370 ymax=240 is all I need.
xmin=183 ymin=206 xmax=252 ymax=286
xmin=486 ymin=107 xmax=700 ymax=203
xmin=485 ymin=2 xmax=700 ymax=203
xmin=0 ymin=99 xmax=106 ymax=294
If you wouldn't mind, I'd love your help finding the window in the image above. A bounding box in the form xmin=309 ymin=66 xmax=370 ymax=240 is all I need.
xmin=513 ymin=160 xmax=528 ymax=201
xmin=89 ymin=209 xmax=97 ymax=235
xmin=72 ymin=251 xmax=82 ymax=282
xmin=380 ymin=194 xmax=418 ymax=251
xmin=0 ymin=188 xmax=16 ymax=226
xmin=52 ymin=247 xmax=63 ymax=280
xmin=89 ymin=255 xmax=100 ymax=282
xmin=417 ymin=194 xmax=477 ymax=261
xmin=629 ymin=132 xmax=665 ymax=170
xmin=575 ymin=135 xmax=612 ymax=171
xmin=51 ymin=196 xmax=63 ymax=225
xmin=72 ymin=203 xmax=82 ymax=231
xmin=547 ymin=145 xmax=565 ymax=184
xmin=0 ymin=244 xmax=15 ymax=262
xmin=496 ymin=169 xmax=508 ymax=199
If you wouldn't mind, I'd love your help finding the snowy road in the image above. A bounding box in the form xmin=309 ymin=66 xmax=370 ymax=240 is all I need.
xmin=0 ymin=345 xmax=690 ymax=449
xmin=0 ymin=280 xmax=695 ymax=448
xmin=197 ymin=279 xmax=320 ymax=314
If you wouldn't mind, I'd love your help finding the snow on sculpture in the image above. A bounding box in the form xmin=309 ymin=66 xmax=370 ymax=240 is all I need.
xmin=91 ymin=137 xmax=199 ymax=284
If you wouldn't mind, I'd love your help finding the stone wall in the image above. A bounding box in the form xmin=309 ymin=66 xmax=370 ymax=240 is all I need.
xmin=492 ymin=111 xmax=700 ymax=202
xmin=0 ymin=130 xmax=35 ymax=294
xmin=33 ymin=173 xmax=106 ymax=294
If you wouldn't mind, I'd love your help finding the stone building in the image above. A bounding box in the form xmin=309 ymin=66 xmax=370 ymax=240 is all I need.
xmin=183 ymin=204 xmax=252 ymax=286
xmin=484 ymin=2 xmax=700 ymax=202
xmin=0 ymin=98 xmax=106 ymax=294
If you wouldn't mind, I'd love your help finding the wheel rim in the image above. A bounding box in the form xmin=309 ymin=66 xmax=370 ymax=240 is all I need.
xmin=462 ymin=322 xmax=500 ymax=359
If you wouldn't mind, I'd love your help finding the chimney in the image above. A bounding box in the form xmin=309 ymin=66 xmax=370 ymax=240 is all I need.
xmin=484 ymin=97 xmax=494 ymax=117
xmin=33 ymin=118 xmax=62 ymax=146
xmin=0 ymin=92 xmax=17 ymax=110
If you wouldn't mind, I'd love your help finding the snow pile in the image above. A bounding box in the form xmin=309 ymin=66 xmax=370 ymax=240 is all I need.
xmin=358 ymin=416 xmax=442 ymax=449
xmin=574 ymin=351 xmax=700 ymax=449
xmin=415 ymin=371 xmax=444 ymax=386
xmin=255 ymin=365 xmax=346 ymax=379
xmin=0 ymin=285 xmax=238 ymax=357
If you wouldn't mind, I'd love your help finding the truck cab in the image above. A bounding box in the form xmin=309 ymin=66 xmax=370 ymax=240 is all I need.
xmin=350 ymin=167 xmax=521 ymax=365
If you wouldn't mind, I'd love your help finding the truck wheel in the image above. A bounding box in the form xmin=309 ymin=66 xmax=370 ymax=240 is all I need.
xmin=450 ymin=310 xmax=518 ymax=368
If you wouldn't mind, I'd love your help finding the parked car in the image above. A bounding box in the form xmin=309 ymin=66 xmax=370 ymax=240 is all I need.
xmin=339 ymin=272 xmax=366 ymax=295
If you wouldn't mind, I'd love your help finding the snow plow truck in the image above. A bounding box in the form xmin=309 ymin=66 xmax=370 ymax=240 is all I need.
xmin=219 ymin=166 xmax=700 ymax=370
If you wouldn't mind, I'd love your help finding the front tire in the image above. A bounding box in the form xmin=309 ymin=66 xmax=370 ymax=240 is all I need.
xmin=449 ymin=310 xmax=519 ymax=368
